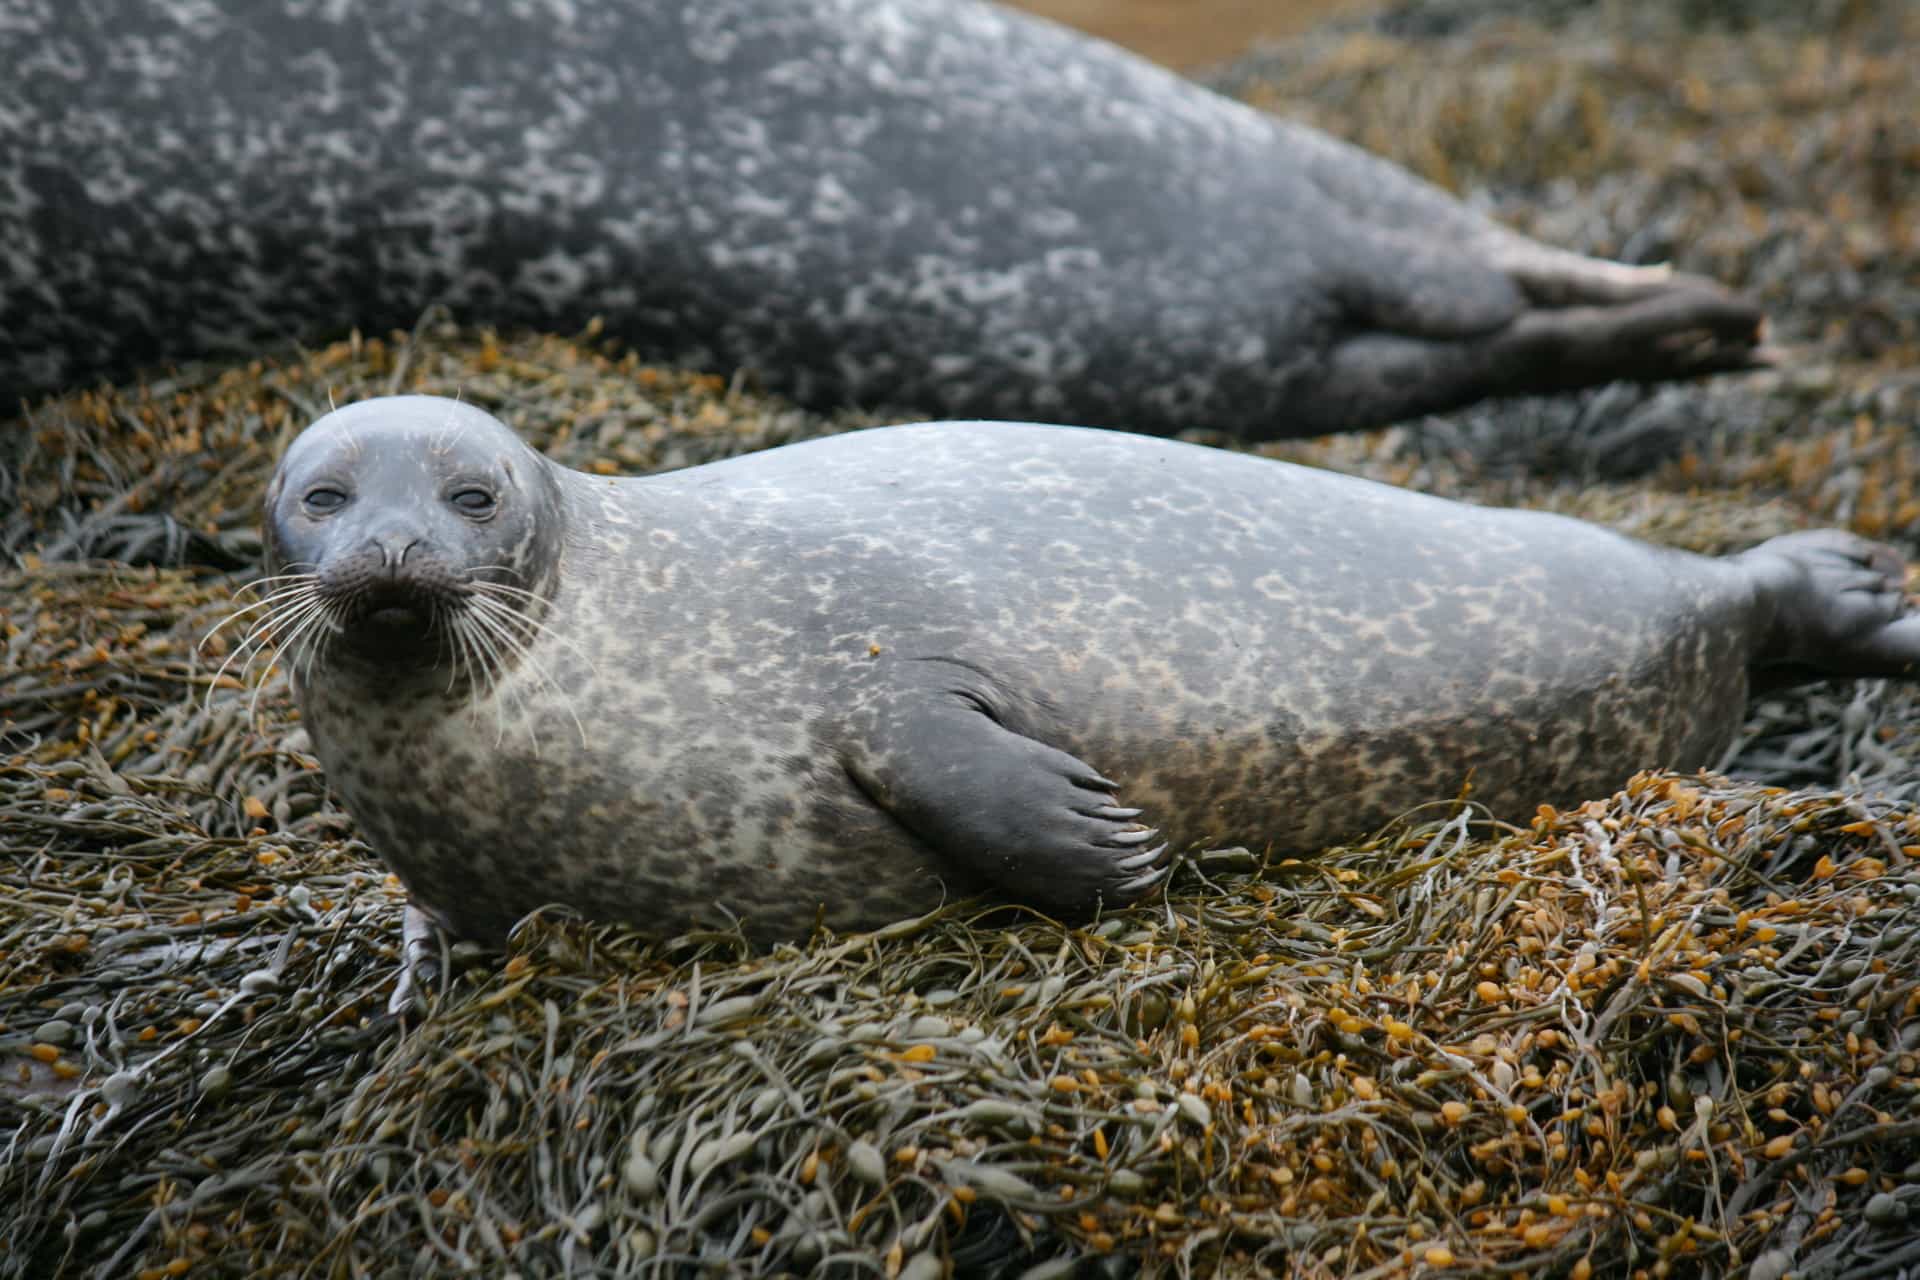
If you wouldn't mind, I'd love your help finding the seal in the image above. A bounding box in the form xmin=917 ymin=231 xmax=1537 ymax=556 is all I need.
xmin=250 ymin=396 xmax=1919 ymax=946
xmin=7 ymin=0 xmax=1762 ymax=436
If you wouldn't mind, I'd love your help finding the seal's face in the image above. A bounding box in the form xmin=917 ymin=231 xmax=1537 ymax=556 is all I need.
xmin=260 ymin=396 xmax=564 ymax=686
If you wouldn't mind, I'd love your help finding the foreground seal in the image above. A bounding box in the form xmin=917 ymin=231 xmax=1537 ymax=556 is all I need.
xmin=9 ymin=0 xmax=1762 ymax=435
xmin=250 ymin=396 xmax=1919 ymax=945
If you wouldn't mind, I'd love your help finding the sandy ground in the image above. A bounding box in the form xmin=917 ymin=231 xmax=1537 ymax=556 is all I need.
xmin=1005 ymin=0 xmax=1369 ymax=66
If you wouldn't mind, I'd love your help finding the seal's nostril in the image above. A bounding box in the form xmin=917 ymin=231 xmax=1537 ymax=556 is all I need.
xmin=375 ymin=535 xmax=423 ymax=569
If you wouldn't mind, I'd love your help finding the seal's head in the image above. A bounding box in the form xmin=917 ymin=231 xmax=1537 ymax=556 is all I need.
xmin=261 ymin=396 xmax=566 ymax=686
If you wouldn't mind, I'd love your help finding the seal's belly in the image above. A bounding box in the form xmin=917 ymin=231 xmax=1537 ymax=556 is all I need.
xmin=302 ymin=689 xmax=973 ymax=942
xmin=1104 ymin=659 xmax=1746 ymax=854
xmin=300 ymin=547 xmax=1749 ymax=941
xmin=958 ymin=583 xmax=1750 ymax=855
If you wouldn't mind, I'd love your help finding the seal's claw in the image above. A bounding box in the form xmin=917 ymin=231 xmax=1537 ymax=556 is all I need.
xmin=1113 ymin=843 xmax=1168 ymax=872
xmin=1099 ymin=826 xmax=1161 ymax=849
xmin=1111 ymin=845 xmax=1175 ymax=901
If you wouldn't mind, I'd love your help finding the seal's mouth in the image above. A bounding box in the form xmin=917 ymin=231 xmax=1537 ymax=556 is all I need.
xmin=338 ymin=581 xmax=447 ymax=641
xmin=312 ymin=548 xmax=483 ymax=671
xmin=363 ymin=601 xmax=427 ymax=630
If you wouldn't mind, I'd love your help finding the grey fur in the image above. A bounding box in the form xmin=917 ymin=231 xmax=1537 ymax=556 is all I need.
xmin=261 ymin=397 xmax=1920 ymax=942
xmin=8 ymin=0 xmax=1761 ymax=435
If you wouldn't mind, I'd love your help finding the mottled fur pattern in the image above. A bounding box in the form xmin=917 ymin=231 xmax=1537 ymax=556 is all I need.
xmin=249 ymin=397 xmax=1916 ymax=945
xmin=9 ymin=0 xmax=1758 ymax=434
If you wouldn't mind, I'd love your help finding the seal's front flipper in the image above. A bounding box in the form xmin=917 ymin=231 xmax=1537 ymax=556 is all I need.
xmin=1740 ymin=530 xmax=1920 ymax=681
xmin=841 ymin=674 xmax=1171 ymax=918
xmin=387 ymin=903 xmax=445 ymax=1017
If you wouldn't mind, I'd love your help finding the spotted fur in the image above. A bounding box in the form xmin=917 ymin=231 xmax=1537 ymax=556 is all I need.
xmin=10 ymin=0 xmax=1760 ymax=433
xmin=256 ymin=397 xmax=1920 ymax=944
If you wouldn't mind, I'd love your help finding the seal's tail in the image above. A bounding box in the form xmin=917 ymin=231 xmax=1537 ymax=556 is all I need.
xmin=1739 ymin=530 xmax=1920 ymax=681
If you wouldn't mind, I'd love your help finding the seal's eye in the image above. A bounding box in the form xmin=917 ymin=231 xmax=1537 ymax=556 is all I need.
xmin=304 ymin=487 xmax=348 ymax=513
xmin=449 ymin=487 xmax=497 ymax=517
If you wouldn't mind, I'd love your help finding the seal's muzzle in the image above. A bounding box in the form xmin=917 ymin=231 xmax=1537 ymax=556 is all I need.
xmin=322 ymin=542 xmax=471 ymax=655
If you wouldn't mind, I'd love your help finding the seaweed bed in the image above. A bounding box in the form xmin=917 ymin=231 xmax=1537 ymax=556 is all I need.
xmin=4 ymin=0 xmax=1920 ymax=1276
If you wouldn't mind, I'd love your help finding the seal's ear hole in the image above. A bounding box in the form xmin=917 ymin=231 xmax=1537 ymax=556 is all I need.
xmin=954 ymin=689 xmax=1003 ymax=725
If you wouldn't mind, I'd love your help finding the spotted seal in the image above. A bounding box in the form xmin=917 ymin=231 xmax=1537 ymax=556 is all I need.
xmin=251 ymin=396 xmax=1918 ymax=947
xmin=8 ymin=0 xmax=1763 ymax=435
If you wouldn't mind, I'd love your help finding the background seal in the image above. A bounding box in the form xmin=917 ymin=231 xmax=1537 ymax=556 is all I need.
xmin=258 ymin=396 xmax=1920 ymax=946
xmin=6 ymin=0 xmax=1762 ymax=435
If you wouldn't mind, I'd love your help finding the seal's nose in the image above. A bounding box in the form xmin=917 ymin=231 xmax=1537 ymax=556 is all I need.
xmin=375 ymin=534 xmax=422 ymax=572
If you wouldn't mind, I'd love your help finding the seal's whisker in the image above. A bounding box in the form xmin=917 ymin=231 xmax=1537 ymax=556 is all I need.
xmin=244 ymin=653 xmax=285 ymax=727
xmin=464 ymin=601 xmax=542 ymax=662
xmin=463 ymin=595 xmax=585 ymax=747
xmin=465 ymin=593 xmax=559 ymax=679
xmin=440 ymin=608 xmax=475 ymax=704
xmin=450 ymin=610 xmax=495 ymax=699
xmin=288 ymin=603 xmax=341 ymax=692
xmin=229 ymin=580 xmax=329 ymax=614
xmin=459 ymin=599 xmax=534 ymax=729
xmin=482 ymin=580 xmax=559 ymax=612
xmin=466 ymin=561 xmax=530 ymax=583
xmin=246 ymin=595 xmax=334 ymax=673
xmin=469 ymin=586 xmax=555 ymax=628
xmin=470 ymin=582 xmax=599 ymax=675
xmin=465 ymin=576 xmax=604 ymax=686
xmin=202 ymin=589 xmax=329 ymax=717
xmin=466 ymin=595 xmax=550 ymax=663
xmin=224 ymin=594 xmax=333 ymax=725
xmin=200 ymin=574 xmax=322 ymax=648
xmin=431 ymin=402 xmax=458 ymax=456
xmin=199 ymin=597 xmax=276 ymax=644
xmin=438 ymin=609 xmax=466 ymax=696
xmin=293 ymin=594 xmax=345 ymax=667
xmin=232 ymin=580 xmax=326 ymax=608
xmin=216 ymin=590 xmax=326 ymax=670
xmin=452 ymin=610 xmax=517 ymax=747
xmin=455 ymin=617 xmax=501 ymax=742
xmin=448 ymin=621 xmax=477 ymax=733
xmin=469 ymin=581 xmax=545 ymax=603
xmin=235 ymin=566 xmax=323 ymax=592
xmin=421 ymin=602 xmax=463 ymax=692
xmin=462 ymin=591 xmax=528 ymax=649
xmin=465 ymin=583 xmax=540 ymax=627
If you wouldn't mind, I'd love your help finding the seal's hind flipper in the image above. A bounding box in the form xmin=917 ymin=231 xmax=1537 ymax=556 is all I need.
xmin=1739 ymin=530 xmax=1920 ymax=680
xmin=1484 ymin=241 xmax=1775 ymax=385
xmin=840 ymin=677 xmax=1171 ymax=919
xmin=1493 ymin=280 xmax=1773 ymax=392
xmin=1303 ymin=261 xmax=1768 ymax=434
